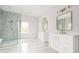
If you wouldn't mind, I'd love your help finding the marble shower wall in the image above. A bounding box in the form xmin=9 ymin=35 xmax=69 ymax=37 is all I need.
xmin=0 ymin=9 xmax=3 ymax=38
xmin=0 ymin=9 xmax=20 ymax=44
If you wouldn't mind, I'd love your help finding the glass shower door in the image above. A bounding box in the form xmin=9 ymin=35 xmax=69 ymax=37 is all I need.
xmin=0 ymin=9 xmax=19 ymax=53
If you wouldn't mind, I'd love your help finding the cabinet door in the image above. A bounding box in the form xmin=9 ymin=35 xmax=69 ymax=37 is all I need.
xmin=49 ymin=34 xmax=54 ymax=47
xmin=49 ymin=34 xmax=74 ymax=53
xmin=56 ymin=35 xmax=73 ymax=53
xmin=49 ymin=34 xmax=58 ymax=50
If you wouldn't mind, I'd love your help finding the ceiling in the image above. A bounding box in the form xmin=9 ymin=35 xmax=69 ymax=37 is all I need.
xmin=0 ymin=5 xmax=53 ymax=17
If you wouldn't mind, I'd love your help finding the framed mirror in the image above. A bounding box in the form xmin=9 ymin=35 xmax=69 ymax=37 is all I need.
xmin=42 ymin=18 xmax=48 ymax=32
xmin=57 ymin=11 xmax=72 ymax=32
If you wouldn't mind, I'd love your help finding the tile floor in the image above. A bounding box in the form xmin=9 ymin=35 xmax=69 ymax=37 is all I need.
xmin=18 ymin=38 xmax=57 ymax=53
xmin=0 ymin=38 xmax=57 ymax=53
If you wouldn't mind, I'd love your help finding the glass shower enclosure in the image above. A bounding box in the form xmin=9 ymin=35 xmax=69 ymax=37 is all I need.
xmin=0 ymin=9 xmax=19 ymax=52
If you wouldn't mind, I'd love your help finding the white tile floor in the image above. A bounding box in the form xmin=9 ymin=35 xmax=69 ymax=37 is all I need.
xmin=0 ymin=38 xmax=57 ymax=53
xmin=18 ymin=38 xmax=57 ymax=53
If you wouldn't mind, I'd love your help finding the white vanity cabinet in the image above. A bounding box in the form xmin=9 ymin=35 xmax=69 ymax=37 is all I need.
xmin=38 ymin=32 xmax=49 ymax=42
xmin=49 ymin=34 xmax=79 ymax=53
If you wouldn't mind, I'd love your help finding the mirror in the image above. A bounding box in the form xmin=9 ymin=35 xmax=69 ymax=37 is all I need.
xmin=42 ymin=18 xmax=48 ymax=32
xmin=57 ymin=11 xmax=72 ymax=33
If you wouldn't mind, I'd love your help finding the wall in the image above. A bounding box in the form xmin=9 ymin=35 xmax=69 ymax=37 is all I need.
xmin=38 ymin=5 xmax=79 ymax=41
xmin=38 ymin=5 xmax=65 ymax=33
xmin=21 ymin=15 xmax=38 ymax=39
xmin=38 ymin=6 xmax=65 ymax=42
xmin=0 ymin=9 xmax=3 ymax=38
xmin=70 ymin=6 xmax=79 ymax=33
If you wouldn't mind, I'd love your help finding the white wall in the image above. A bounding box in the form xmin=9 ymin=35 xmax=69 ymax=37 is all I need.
xmin=21 ymin=15 xmax=39 ymax=39
xmin=38 ymin=6 xmax=65 ymax=42
xmin=38 ymin=5 xmax=79 ymax=41
xmin=38 ymin=6 xmax=65 ymax=33
xmin=39 ymin=5 xmax=79 ymax=34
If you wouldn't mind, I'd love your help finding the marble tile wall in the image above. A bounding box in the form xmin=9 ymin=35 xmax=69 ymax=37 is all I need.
xmin=0 ymin=9 xmax=20 ymax=45
xmin=0 ymin=9 xmax=3 ymax=38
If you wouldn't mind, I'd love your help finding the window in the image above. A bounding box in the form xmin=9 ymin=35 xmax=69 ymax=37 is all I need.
xmin=21 ymin=22 xmax=29 ymax=33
